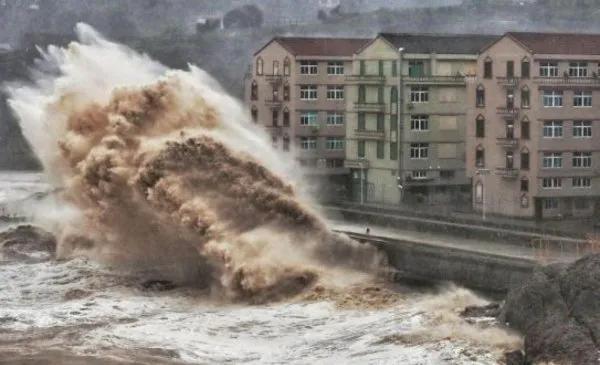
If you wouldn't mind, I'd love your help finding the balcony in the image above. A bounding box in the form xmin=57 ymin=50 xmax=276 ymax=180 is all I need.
xmin=264 ymin=74 xmax=283 ymax=84
xmin=345 ymin=75 xmax=386 ymax=84
xmin=264 ymin=99 xmax=282 ymax=109
xmin=354 ymin=129 xmax=385 ymax=140
xmin=404 ymin=75 xmax=466 ymax=86
xmin=496 ymin=137 xmax=519 ymax=149
xmin=496 ymin=77 xmax=520 ymax=87
xmin=344 ymin=159 xmax=369 ymax=169
xmin=353 ymin=102 xmax=385 ymax=112
xmin=533 ymin=76 xmax=600 ymax=86
xmin=496 ymin=107 xmax=519 ymax=118
xmin=495 ymin=167 xmax=519 ymax=179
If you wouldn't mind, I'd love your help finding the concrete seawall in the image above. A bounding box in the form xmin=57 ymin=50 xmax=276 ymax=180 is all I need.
xmin=339 ymin=231 xmax=537 ymax=294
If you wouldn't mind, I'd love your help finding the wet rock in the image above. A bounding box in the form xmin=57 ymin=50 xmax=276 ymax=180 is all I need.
xmin=504 ymin=350 xmax=527 ymax=365
xmin=140 ymin=279 xmax=177 ymax=291
xmin=500 ymin=255 xmax=600 ymax=365
xmin=0 ymin=224 xmax=56 ymax=261
xmin=64 ymin=289 xmax=92 ymax=301
xmin=460 ymin=302 xmax=502 ymax=318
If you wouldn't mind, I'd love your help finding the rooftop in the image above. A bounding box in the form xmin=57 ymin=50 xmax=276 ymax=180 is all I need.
xmin=507 ymin=32 xmax=600 ymax=55
xmin=257 ymin=37 xmax=370 ymax=57
xmin=379 ymin=33 xmax=498 ymax=54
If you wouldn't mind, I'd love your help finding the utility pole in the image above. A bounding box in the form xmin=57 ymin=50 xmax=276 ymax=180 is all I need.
xmin=397 ymin=47 xmax=404 ymax=204
xmin=476 ymin=168 xmax=491 ymax=221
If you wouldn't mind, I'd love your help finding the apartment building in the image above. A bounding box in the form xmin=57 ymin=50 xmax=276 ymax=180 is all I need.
xmin=244 ymin=36 xmax=369 ymax=199
xmin=344 ymin=33 xmax=496 ymax=204
xmin=466 ymin=32 xmax=600 ymax=219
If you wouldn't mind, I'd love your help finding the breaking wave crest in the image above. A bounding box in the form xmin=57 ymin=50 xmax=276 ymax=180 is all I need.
xmin=5 ymin=24 xmax=387 ymax=303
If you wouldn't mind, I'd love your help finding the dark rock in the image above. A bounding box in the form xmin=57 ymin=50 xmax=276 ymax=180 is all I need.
xmin=140 ymin=279 xmax=177 ymax=291
xmin=0 ymin=224 xmax=56 ymax=261
xmin=500 ymin=255 xmax=600 ymax=365
xmin=460 ymin=302 xmax=502 ymax=318
xmin=504 ymin=350 xmax=527 ymax=365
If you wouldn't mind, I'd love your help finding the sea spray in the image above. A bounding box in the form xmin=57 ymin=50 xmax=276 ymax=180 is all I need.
xmin=5 ymin=24 xmax=387 ymax=302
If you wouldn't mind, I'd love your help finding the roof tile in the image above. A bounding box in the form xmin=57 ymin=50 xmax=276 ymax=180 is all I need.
xmin=507 ymin=32 xmax=600 ymax=55
xmin=275 ymin=37 xmax=370 ymax=57
xmin=379 ymin=33 xmax=498 ymax=55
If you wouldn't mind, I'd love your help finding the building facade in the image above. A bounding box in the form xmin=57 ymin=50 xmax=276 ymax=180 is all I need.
xmin=466 ymin=32 xmax=600 ymax=219
xmin=344 ymin=33 xmax=496 ymax=205
xmin=244 ymin=37 xmax=369 ymax=200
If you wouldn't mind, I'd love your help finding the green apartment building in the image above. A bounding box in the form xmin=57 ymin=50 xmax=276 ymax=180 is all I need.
xmin=344 ymin=33 xmax=496 ymax=204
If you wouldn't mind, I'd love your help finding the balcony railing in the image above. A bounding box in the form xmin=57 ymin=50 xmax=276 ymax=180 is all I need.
xmin=495 ymin=167 xmax=519 ymax=179
xmin=354 ymin=102 xmax=385 ymax=112
xmin=533 ymin=76 xmax=600 ymax=85
xmin=264 ymin=99 xmax=282 ymax=109
xmin=345 ymin=75 xmax=386 ymax=84
xmin=496 ymin=77 xmax=520 ymax=87
xmin=344 ymin=159 xmax=370 ymax=169
xmin=354 ymin=129 xmax=385 ymax=140
xmin=496 ymin=137 xmax=519 ymax=149
xmin=496 ymin=107 xmax=519 ymax=118
xmin=264 ymin=74 xmax=283 ymax=84
xmin=404 ymin=75 xmax=466 ymax=85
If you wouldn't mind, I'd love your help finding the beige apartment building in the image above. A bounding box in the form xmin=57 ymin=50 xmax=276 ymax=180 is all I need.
xmin=466 ymin=32 xmax=600 ymax=219
xmin=344 ymin=33 xmax=496 ymax=204
xmin=244 ymin=37 xmax=369 ymax=199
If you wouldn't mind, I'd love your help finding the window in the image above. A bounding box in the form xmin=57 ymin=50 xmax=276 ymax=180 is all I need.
xmin=390 ymin=86 xmax=398 ymax=105
xmin=326 ymin=159 xmax=344 ymax=168
xmin=392 ymin=60 xmax=398 ymax=76
xmin=376 ymin=113 xmax=384 ymax=131
xmin=251 ymin=107 xmax=257 ymax=123
xmin=573 ymin=120 xmax=592 ymax=138
xmin=256 ymin=57 xmax=263 ymax=75
xmin=390 ymin=142 xmax=398 ymax=160
xmin=300 ymin=137 xmax=317 ymax=150
xmin=300 ymin=85 xmax=317 ymax=100
xmin=569 ymin=62 xmax=588 ymax=77
xmin=378 ymin=86 xmax=384 ymax=103
xmin=272 ymin=85 xmax=279 ymax=100
xmin=376 ymin=141 xmax=384 ymax=159
xmin=327 ymin=61 xmax=344 ymax=75
xmin=476 ymin=85 xmax=485 ymax=107
xmin=574 ymin=198 xmax=589 ymax=210
xmin=573 ymin=177 xmax=592 ymax=188
xmin=506 ymin=60 xmax=514 ymax=77
xmin=273 ymin=61 xmax=280 ymax=75
xmin=573 ymin=91 xmax=592 ymax=107
xmin=543 ymin=90 xmax=563 ymax=107
xmin=272 ymin=110 xmax=278 ymax=126
xmin=283 ymin=137 xmax=290 ymax=151
xmin=300 ymin=61 xmax=318 ymax=75
xmin=412 ymin=170 xmax=428 ymax=179
xmin=521 ymin=149 xmax=530 ymax=170
xmin=283 ymin=57 xmax=290 ymax=76
xmin=326 ymin=112 xmax=344 ymax=125
xmin=251 ymin=81 xmax=258 ymax=100
xmin=440 ymin=170 xmax=455 ymax=179
xmin=283 ymin=82 xmax=290 ymax=101
xmin=411 ymin=115 xmax=429 ymax=131
xmin=521 ymin=118 xmax=530 ymax=139
xmin=378 ymin=60 xmax=384 ymax=76
xmin=410 ymin=143 xmax=429 ymax=159
xmin=357 ymin=140 xmax=365 ymax=157
xmin=300 ymin=111 xmax=318 ymax=125
xmin=521 ymin=58 xmax=530 ymax=78
xmin=483 ymin=59 xmax=492 ymax=79
xmin=521 ymin=177 xmax=529 ymax=192
xmin=476 ymin=145 xmax=485 ymax=167
xmin=521 ymin=87 xmax=530 ymax=108
xmin=539 ymin=61 xmax=558 ymax=77
xmin=476 ymin=115 xmax=485 ymax=138
xmin=573 ymin=152 xmax=592 ymax=168
xmin=283 ymin=108 xmax=290 ymax=127
xmin=544 ymin=198 xmax=559 ymax=210
xmin=506 ymin=150 xmax=515 ymax=168
xmin=543 ymin=121 xmax=563 ymax=138
xmin=542 ymin=178 xmax=562 ymax=189
xmin=326 ymin=137 xmax=344 ymax=150
xmin=410 ymin=87 xmax=429 ymax=103
xmin=542 ymin=152 xmax=563 ymax=168
xmin=326 ymin=85 xmax=344 ymax=100
xmin=506 ymin=90 xmax=515 ymax=109
xmin=358 ymin=85 xmax=366 ymax=102
xmin=272 ymin=136 xmax=278 ymax=148
xmin=409 ymin=61 xmax=425 ymax=77
xmin=359 ymin=60 xmax=365 ymax=75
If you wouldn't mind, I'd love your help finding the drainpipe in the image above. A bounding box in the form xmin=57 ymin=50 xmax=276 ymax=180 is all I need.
xmin=397 ymin=47 xmax=405 ymax=203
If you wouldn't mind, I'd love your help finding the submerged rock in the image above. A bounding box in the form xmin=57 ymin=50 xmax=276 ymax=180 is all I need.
xmin=500 ymin=254 xmax=600 ymax=365
xmin=0 ymin=224 xmax=56 ymax=261
xmin=460 ymin=302 xmax=502 ymax=319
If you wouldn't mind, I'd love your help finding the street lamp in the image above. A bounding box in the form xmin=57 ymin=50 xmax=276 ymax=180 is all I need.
xmin=358 ymin=161 xmax=365 ymax=205
xmin=476 ymin=168 xmax=491 ymax=221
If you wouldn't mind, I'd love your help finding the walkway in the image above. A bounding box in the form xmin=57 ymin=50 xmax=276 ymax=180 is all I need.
xmin=328 ymin=220 xmax=589 ymax=264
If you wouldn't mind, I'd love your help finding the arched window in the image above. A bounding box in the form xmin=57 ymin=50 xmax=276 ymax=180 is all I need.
xmin=273 ymin=60 xmax=279 ymax=75
xmin=256 ymin=57 xmax=263 ymax=76
xmin=520 ymin=193 xmax=529 ymax=208
xmin=521 ymin=85 xmax=530 ymax=108
xmin=250 ymin=81 xmax=258 ymax=101
xmin=520 ymin=147 xmax=530 ymax=170
xmin=521 ymin=116 xmax=530 ymax=140
xmin=283 ymin=82 xmax=290 ymax=101
xmin=283 ymin=57 xmax=291 ymax=76
xmin=475 ymin=114 xmax=485 ymax=138
xmin=483 ymin=56 xmax=493 ymax=78
xmin=521 ymin=56 xmax=530 ymax=78
xmin=476 ymin=84 xmax=485 ymax=107
xmin=475 ymin=180 xmax=483 ymax=204
xmin=282 ymin=107 xmax=290 ymax=127
xmin=250 ymin=106 xmax=258 ymax=123
xmin=475 ymin=144 xmax=485 ymax=168
xmin=521 ymin=176 xmax=529 ymax=192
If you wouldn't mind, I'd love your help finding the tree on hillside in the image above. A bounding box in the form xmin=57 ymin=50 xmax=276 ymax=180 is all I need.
xmin=223 ymin=4 xmax=263 ymax=29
